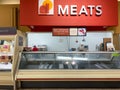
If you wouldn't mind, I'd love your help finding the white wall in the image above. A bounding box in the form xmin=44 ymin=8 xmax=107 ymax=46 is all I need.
xmin=27 ymin=32 xmax=113 ymax=51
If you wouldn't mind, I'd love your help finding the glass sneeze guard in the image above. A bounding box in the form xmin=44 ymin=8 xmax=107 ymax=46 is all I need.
xmin=19 ymin=51 xmax=120 ymax=70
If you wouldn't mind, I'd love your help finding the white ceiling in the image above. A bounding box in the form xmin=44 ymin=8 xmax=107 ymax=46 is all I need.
xmin=0 ymin=0 xmax=119 ymax=4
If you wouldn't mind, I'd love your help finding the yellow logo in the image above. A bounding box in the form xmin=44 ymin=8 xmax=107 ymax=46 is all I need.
xmin=38 ymin=0 xmax=54 ymax=15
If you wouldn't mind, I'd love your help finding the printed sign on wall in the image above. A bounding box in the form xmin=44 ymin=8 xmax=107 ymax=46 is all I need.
xmin=52 ymin=28 xmax=69 ymax=36
xmin=38 ymin=0 xmax=54 ymax=15
xmin=77 ymin=28 xmax=86 ymax=36
xmin=70 ymin=28 xmax=77 ymax=36
xmin=18 ymin=36 xmax=23 ymax=46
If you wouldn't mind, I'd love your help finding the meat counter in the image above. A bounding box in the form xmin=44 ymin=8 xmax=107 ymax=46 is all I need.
xmin=16 ymin=51 xmax=120 ymax=88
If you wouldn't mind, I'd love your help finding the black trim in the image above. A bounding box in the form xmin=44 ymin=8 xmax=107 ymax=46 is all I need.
xmin=20 ymin=81 xmax=120 ymax=89
xmin=0 ymin=27 xmax=16 ymax=35
xmin=0 ymin=85 xmax=13 ymax=90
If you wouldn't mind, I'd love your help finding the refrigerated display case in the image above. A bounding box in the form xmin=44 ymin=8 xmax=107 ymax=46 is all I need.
xmin=16 ymin=51 xmax=120 ymax=88
xmin=18 ymin=52 xmax=116 ymax=70
xmin=0 ymin=29 xmax=25 ymax=90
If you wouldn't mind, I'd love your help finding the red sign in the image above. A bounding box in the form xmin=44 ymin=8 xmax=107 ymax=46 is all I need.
xmin=52 ymin=28 xmax=69 ymax=36
xmin=20 ymin=0 xmax=118 ymax=26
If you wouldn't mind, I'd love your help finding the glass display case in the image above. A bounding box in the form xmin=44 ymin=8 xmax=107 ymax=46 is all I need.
xmin=19 ymin=51 xmax=120 ymax=70
xmin=16 ymin=51 xmax=120 ymax=89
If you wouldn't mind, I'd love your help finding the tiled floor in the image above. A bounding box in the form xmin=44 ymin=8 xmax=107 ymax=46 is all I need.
xmin=1 ymin=88 xmax=120 ymax=90
xmin=18 ymin=89 xmax=120 ymax=90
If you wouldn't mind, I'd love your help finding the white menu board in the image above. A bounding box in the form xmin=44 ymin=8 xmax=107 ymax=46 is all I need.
xmin=70 ymin=28 xmax=77 ymax=36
